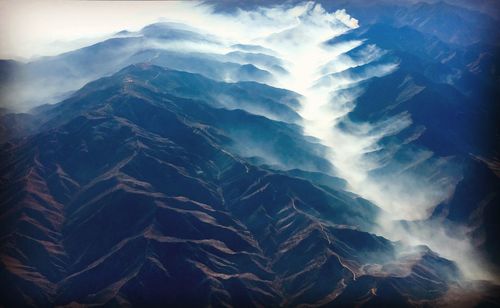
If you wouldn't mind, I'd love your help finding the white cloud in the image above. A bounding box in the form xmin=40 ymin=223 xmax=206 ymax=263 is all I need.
xmin=1 ymin=0 xmax=494 ymax=282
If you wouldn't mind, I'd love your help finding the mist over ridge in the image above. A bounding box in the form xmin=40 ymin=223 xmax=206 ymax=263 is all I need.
xmin=1 ymin=0 xmax=499 ymax=306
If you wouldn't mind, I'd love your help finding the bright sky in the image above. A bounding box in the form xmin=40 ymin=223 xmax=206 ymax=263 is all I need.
xmin=0 ymin=0 xmax=202 ymax=60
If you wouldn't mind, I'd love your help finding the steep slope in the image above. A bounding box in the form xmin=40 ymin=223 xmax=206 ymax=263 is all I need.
xmin=335 ymin=28 xmax=500 ymax=271
xmin=30 ymin=64 xmax=327 ymax=173
xmin=1 ymin=1 xmax=499 ymax=306
xmin=0 ymin=64 xmax=471 ymax=306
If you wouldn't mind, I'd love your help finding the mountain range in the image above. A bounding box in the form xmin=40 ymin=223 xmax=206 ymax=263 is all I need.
xmin=1 ymin=1 xmax=499 ymax=306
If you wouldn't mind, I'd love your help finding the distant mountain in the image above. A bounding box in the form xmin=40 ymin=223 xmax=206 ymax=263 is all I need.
xmin=0 ymin=22 xmax=282 ymax=111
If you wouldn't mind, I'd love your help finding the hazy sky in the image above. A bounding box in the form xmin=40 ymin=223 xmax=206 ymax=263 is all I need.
xmin=0 ymin=0 xmax=205 ymax=60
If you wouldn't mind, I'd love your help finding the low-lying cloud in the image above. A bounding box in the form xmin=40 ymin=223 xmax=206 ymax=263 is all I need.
xmin=1 ymin=0 xmax=495 ymax=283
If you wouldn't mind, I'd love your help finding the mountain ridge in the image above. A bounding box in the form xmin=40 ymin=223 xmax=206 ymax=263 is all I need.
xmin=1 ymin=63 xmax=483 ymax=307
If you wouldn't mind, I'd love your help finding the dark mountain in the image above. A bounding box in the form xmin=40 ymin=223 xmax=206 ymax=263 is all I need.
xmin=339 ymin=22 xmax=500 ymax=95
xmin=389 ymin=1 xmax=498 ymax=46
xmin=0 ymin=112 xmax=41 ymax=142
xmin=26 ymin=65 xmax=322 ymax=173
xmin=334 ymin=22 xmax=500 ymax=272
xmin=37 ymin=64 xmax=300 ymax=125
xmin=1 ymin=63 xmax=487 ymax=307
xmin=209 ymin=0 xmax=500 ymax=44
xmin=323 ymin=1 xmax=500 ymax=45
xmin=1 ymin=0 xmax=500 ymax=306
